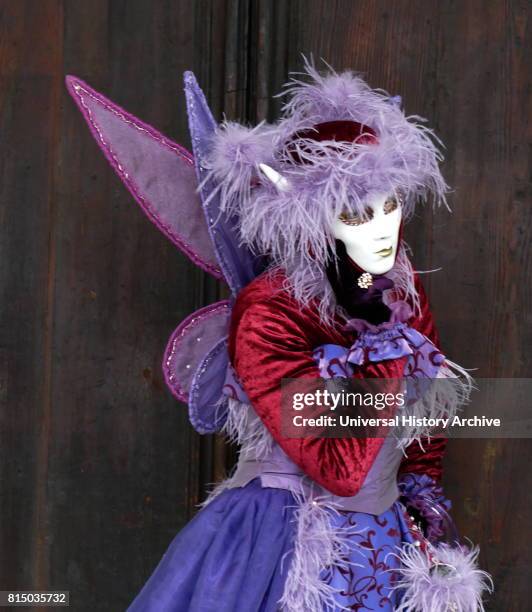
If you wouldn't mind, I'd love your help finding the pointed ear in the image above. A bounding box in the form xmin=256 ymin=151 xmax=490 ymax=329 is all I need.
xmin=258 ymin=163 xmax=291 ymax=192
xmin=65 ymin=74 xmax=223 ymax=280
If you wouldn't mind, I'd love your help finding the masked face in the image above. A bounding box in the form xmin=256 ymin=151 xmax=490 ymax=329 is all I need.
xmin=331 ymin=193 xmax=402 ymax=274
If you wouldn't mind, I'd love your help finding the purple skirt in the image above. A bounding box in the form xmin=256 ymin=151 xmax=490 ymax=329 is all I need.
xmin=127 ymin=479 xmax=409 ymax=611
xmin=127 ymin=479 xmax=297 ymax=611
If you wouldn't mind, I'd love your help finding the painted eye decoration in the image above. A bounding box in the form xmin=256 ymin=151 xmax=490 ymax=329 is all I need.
xmin=384 ymin=196 xmax=400 ymax=214
xmin=338 ymin=206 xmax=374 ymax=226
xmin=339 ymin=195 xmax=402 ymax=226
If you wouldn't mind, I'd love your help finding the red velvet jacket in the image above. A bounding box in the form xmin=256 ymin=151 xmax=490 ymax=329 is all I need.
xmin=228 ymin=268 xmax=446 ymax=498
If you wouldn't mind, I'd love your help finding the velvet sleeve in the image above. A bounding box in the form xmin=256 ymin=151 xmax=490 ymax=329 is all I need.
xmin=398 ymin=275 xmax=448 ymax=482
xmin=231 ymin=297 xmax=388 ymax=497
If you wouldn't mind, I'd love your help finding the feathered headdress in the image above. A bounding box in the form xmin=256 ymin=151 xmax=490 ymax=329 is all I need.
xmin=204 ymin=60 xmax=450 ymax=320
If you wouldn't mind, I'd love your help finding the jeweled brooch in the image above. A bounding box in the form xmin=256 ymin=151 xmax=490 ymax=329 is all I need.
xmin=357 ymin=272 xmax=373 ymax=289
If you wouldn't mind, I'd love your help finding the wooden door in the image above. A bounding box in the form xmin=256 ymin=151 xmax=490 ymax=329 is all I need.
xmin=0 ymin=1 xmax=529 ymax=610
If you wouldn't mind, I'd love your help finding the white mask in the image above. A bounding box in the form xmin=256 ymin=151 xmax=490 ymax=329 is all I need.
xmin=331 ymin=192 xmax=402 ymax=275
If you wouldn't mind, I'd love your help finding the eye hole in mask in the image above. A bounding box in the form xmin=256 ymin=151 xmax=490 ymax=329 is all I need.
xmin=338 ymin=196 xmax=400 ymax=226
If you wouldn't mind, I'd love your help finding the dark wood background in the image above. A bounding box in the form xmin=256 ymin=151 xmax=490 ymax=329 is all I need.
xmin=0 ymin=1 xmax=530 ymax=610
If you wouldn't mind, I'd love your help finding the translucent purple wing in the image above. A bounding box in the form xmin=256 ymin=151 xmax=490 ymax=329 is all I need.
xmin=163 ymin=300 xmax=231 ymax=403
xmin=184 ymin=72 xmax=267 ymax=294
xmin=188 ymin=337 xmax=230 ymax=434
xmin=65 ymin=75 xmax=223 ymax=280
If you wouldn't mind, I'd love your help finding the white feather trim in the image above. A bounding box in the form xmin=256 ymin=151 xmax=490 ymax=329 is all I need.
xmin=396 ymin=362 xmax=475 ymax=450
xmin=222 ymin=397 xmax=274 ymax=460
xmin=394 ymin=542 xmax=493 ymax=612
xmin=279 ymin=493 xmax=363 ymax=612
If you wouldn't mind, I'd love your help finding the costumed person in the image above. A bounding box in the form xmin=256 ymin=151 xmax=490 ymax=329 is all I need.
xmin=66 ymin=61 xmax=492 ymax=611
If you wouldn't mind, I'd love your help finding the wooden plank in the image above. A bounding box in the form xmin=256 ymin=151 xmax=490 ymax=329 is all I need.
xmin=430 ymin=2 xmax=532 ymax=609
xmin=0 ymin=0 xmax=64 ymax=598
xmin=0 ymin=72 xmax=59 ymax=595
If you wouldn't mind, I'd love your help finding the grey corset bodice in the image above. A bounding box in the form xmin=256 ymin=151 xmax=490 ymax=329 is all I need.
xmin=228 ymin=435 xmax=404 ymax=516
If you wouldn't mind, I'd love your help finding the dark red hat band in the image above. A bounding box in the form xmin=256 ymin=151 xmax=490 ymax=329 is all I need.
xmin=285 ymin=120 xmax=378 ymax=163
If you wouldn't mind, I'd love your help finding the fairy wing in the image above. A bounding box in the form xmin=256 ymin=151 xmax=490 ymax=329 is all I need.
xmin=65 ymin=75 xmax=223 ymax=280
xmin=67 ymin=73 xmax=266 ymax=434
xmin=183 ymin=71 xmax=266 ymax=295
xmin=162 ymin=300 xmax=231 ymax=433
